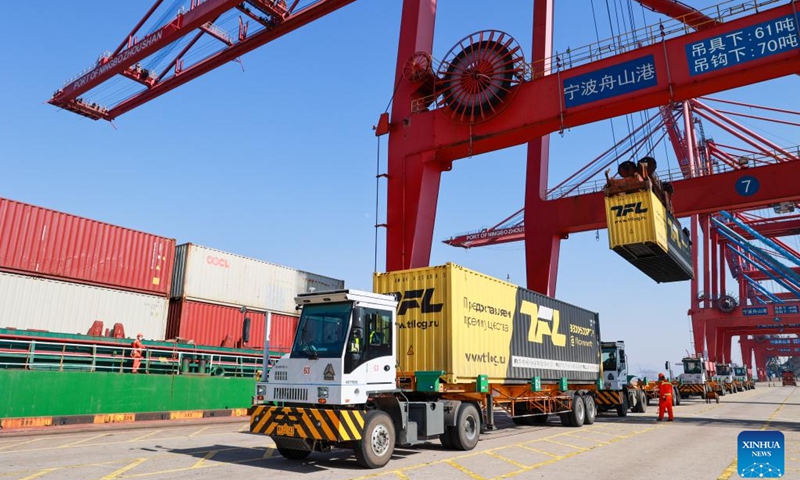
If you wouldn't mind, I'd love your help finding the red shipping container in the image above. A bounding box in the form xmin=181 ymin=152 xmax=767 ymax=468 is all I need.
xmin=166 ymin=299 xmax=298 ymax=352
xmin=0 ymin=198 xmax=175 ymax=296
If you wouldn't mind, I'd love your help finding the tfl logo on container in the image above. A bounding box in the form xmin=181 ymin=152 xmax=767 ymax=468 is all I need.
xmin=206 ymin=256 xmax=230 ymax=268
xmin=391 ymin=289 xmax=443 ymax=316
xmin=610 ymin=202 xmax=648 ymax=217
xmin=738 ymin=430 xmax=784 ymax=478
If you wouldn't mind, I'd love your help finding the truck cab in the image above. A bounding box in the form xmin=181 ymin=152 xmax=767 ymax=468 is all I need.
xmin=601 ymin=341 xmax=628 ymax=391
xmin=713 ymin=363 xmax=735 ymax=394
xmin=597 ymin=341 xmax=646 ymax=415
xmin=733 ymin=365 xmax=753 ymax=391
xmin=250 ymin=289 xmax=483 ymax=469
xmin=678 ymin=357 xmax=706 ymax=384
xmin=255 ymin=289 xmax=397 ymax=408
xmin=677 ymin=356 xmax=709 ymax=399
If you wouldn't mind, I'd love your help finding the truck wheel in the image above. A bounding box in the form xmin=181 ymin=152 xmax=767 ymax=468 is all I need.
xmin=531 ymin=414 xmax=549 ymax=425
xmin=276 ymin=446 xmax=311 ymax=460
xmin=567 ymin=394 xmax=586 ymax=427
xmin=559 ymin=412 xmax=573 ymax=427
xmin=637 ymin=390 xmax=647 ymax=413
xmin=439 ymin=430 xmax=455 ymax=449
xmin=583 ymin=395 xmax=596 ymax=425
xmin=450 ymin=403 xmax=481 ymax=450
xmin=354 ymin=410 xmax=396 ymax=469
xmin=616 ymin=393 xmax=628 ymax=417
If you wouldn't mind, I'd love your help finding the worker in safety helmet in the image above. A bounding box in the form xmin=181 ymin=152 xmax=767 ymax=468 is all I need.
xmin=131 ymin=333 xmax=145 ymax=373
xmin=657 ymin=373 xmax=674 ymax=421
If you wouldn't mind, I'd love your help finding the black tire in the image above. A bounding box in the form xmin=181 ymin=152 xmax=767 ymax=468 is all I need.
xmin=531 ymin=414 xmax=549 ymax=425
xmin=439 ymin=429 xmax=455 ymax=449
xmin=637 ymin=390 xmax=648 ymax=413
xmin=354 ymin=410 xmax=396 ymax=469
xmin=628 ymin=391 xmax=639 ymax=413
xmin=277 ymin=446 xmax=311 ymax=460
xmin=616 ymin=393 xmax=629 ymax=417
xmin=583 ymin=395 xmax=596 ymax=425
xmin=568 ymin=394 xmax=586 ymax=427
xmin=450 ymin=403 xmax=481 ymax=451
xmin=559 ymin=412 xmax=573 ymax=426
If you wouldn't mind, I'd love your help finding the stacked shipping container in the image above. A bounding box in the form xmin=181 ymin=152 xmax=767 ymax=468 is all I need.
xmin=0 ymin=272 xmax=168 ymax=340
xmin=166 ymin=244 xmax=344 ymax=350
xmin=0 ymin=198 xmax=175 ymax=338
xmin=0 ymin=198 xmax=342 ymax=350
xmin=165 ymin=300 xmax=299 ymax=351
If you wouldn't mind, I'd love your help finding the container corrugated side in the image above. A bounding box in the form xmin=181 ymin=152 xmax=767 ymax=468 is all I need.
xmin=374 ymin=265 xmax=452 ymax=379
xmin=0 ymin=197 xmax=175 ymax=296
xmin=605 ymin=190 xmax=667 ymax=250
xmin=0 ymin=271 xmax=168 ymax=340
xmin=165 ymin=299 xmax=298 ymax=351
xmin=374 ymin=263 xmax=601 ymax=384
xmin=171 ymin=244 xmax=344 ymax=314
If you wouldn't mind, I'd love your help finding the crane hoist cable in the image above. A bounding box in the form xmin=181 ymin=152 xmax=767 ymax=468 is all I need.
xmin=592 ymin=0 xmax=621 ymax=162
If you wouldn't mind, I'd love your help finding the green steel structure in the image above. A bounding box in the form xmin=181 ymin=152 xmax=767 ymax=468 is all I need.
xmin=0 ymin=370 xmax=255 ymax=418
xmin=0 ymin=329 xmax=284 ymax=422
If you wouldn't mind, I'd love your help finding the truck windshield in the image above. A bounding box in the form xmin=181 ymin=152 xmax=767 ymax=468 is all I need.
xmin=683 ymin=360 xmax=701 ymax=374
xmin=716 ymin=364 xmax=731 ymax=375
xmin=734 ymin=368 xmax=745 ymax=376
xmin=601 ymin=347 xmax=618 ymax=371
xmin=290 ymin=302 xmax=352 ymax=359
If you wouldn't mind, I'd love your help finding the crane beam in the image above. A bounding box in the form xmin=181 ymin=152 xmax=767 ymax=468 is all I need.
xmin=634 ymin=0 xmax=721 ymax=31
xmin=49 ymin=0 xmax=356 ymax=119
xmin=387 ymin=1 xmax=800 ymax=274
xmin=397 ymin=3 xmax=800 ymax=163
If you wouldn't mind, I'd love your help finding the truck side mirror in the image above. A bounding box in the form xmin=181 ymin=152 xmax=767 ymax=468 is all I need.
xmin=352 ymin=307 xmax=364 ymax=330
xmin=242 ymin=317 xmax=251 ymax=343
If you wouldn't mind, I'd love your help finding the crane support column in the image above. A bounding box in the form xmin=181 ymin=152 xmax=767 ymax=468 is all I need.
xmin=524 ymin=0 xmax=557 ymax=295
xmin=386 ymin=0 xmax=438 ymax=271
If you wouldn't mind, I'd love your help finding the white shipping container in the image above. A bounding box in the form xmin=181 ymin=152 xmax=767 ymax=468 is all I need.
xmin=171 ymin=244 xmax=344 ymax=314
xmin=0 ymin=271 xmax=168 ymax=340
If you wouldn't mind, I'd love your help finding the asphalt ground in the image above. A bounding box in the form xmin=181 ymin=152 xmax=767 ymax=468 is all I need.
xmin=0 ymin=384 xmax=797 ymax=480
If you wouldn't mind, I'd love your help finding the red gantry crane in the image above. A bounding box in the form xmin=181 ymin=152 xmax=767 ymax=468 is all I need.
xmin=51 ymin=1 xmax=800 ymax=302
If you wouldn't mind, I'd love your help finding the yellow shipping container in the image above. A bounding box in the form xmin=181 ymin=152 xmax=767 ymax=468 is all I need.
xmin=605 ymin=190 xmax=667 ymax=251
xmin=373 ymin=263 xmax=600 ymax=385
xmin=604 ymin=190 xmax=693 ymax=282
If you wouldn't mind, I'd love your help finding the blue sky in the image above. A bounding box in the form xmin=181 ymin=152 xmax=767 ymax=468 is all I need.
xmin=2 ymin=1 xmax=799 ymax=375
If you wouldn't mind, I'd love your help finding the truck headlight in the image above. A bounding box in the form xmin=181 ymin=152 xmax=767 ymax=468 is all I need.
xmin=256 ymin=384 xmax=267 ymax=396
xmin=317 ymin=387 xmax=329 ymax=399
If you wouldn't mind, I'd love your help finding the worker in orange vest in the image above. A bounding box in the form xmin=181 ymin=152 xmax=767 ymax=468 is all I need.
xmin=131 ymin=333 xmax=145 ymax=373
xmin=657 ymin=373 xmax=674 ymax=421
